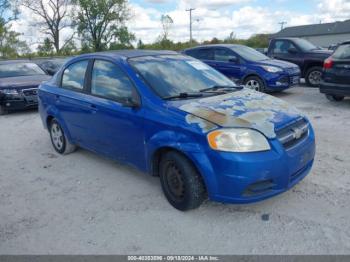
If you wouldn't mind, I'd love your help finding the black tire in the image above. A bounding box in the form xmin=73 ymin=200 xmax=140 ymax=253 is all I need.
xmin=244 ymin=76 xmax=266 ymax=92
xmin=326 ymin=94 xmax=345 ymax=102
xmin=0 ymin=105 xmax=7 ymax=116
xmin=159 ymin=151 xmax=207 ymax=211
xmin=305 ymin=66 xmax=322 ymax=87
xmin=49 ymin=119 xmax=77 ymax=155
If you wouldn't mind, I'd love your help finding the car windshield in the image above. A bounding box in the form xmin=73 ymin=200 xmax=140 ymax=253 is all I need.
xmin=230 ymin=45 xmax=269 ymax=62
xmin=0 ymin=62 xmax=46 ymax=78
xmin=333 ymin=44 xmax=350 ymax=59
xmin=293 ymin=39 xmax=318 ymax=52
xmin=129 ymin=55 xmax=237 ymax=99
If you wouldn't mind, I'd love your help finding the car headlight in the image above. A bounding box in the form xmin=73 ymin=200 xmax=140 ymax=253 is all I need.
xmin=0 ymin=89 xmax=19 ymax=95
xmin=261 ymin=65 xmax=283 ymax=73
xmin=207 ymin=128 xmax=271 ymax=152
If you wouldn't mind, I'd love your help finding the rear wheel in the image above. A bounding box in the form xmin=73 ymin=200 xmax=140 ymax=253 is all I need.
xmin=244 ymin=76 xmax=265 ymax=92
xmin=326 ymin=94 xmax=345 ymax=102
xmin=49 ymin=119 xmax=77 ymax=155
xmin=159 ymin=151 xmax=207 ymax=211
xmin=305 ymin=66 xmax=322 ymax=87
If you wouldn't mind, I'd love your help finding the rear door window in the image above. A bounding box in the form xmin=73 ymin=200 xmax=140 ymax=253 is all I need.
xmin=61 ymin=60 xmax=89 ymax=91
xmin=214 ymin=48 xmax=237 ymax=62
xmin=333 ymin=44 xmax=350 ymax=59
xmin=195 ymin=48 xmax=214 ymax=60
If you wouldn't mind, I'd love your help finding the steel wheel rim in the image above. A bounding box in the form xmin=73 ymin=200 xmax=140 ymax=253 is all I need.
xmin=51 ymin=123 xmax=64 ymax=150
xmin=164 ymin=162 xmax=185 ymax=202
xmin=246 ymin=80 xmax=261 ymax=91
xmin=308 ymin=70 xmax=322 ymax=85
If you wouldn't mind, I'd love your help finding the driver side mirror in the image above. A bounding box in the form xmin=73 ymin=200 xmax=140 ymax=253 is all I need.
xmin=288 ymin=47 xmax=298 ymax=54
xmin=123 ymin=95 xmax=141 ymax=108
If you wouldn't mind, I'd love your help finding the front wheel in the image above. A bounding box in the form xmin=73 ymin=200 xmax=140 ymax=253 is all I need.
xmin=49 ymin=119 xmax=77 ymax=155
xmin=244 ymin=76 xmax=265 ymax=92
xmin=160 ymin=151 xmax=207 ymax=211
xmin=305 ymin=66 xmax=322 ymax=87
xmin=326 ymin=94 xmax=345 ymax=102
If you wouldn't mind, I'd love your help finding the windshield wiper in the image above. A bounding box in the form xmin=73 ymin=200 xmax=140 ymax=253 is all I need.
xmin=200 ymin=85 xmax=240 ymax=93
xmin=163 ymin=92 xmax=204 ymax=100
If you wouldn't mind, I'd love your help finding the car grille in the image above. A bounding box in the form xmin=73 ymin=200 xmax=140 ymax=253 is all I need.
xmin=286 ymin=67 xmax=300 ymax=75
xmin=22 ymin=88 xmax=38 ymax=96
xmin=276 ymin=118 xmax=309 ymax=149
xmin=290 ymin=75 xmax=300 ymax=85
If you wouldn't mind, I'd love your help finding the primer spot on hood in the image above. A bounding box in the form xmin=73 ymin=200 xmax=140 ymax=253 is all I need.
xmin=179 ymin=89 xmax=302 ymax=138
xmin=185 ymin=115 xmax=217 ymax=133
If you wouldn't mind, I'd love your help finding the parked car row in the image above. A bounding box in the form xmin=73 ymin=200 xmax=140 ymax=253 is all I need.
xmin=320 ymin=40 xmax=350 ymax=101
xmin=0 ymin=58 xmax=68 ymax=115
xmin=183 ymin=44 xmax=301 ymax=92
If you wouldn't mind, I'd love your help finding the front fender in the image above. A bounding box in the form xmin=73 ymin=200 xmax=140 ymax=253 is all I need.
xmin=145 ymin=130 xmax=219 ymax=198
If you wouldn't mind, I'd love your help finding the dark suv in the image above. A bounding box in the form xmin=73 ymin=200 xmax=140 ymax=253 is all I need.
xmin=320 ymin=41 xmax=350 ymax=102
xmin=267 ymin=38 xmax=332 ymax=87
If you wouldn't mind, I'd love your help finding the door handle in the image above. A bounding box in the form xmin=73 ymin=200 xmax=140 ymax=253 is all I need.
xmin=54 ymin=95 xmax=60 ymax=103
xmin=90 ymin=104 xmax=98 ymax=113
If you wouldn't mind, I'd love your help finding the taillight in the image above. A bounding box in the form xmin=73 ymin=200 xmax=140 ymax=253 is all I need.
xmin=324 ymin=58 xmax=333 ymax=69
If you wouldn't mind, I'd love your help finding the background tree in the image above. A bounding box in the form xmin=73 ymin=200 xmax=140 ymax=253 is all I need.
xmin=161 ymin=14 xmax=173 ymax=40
xmin=109 ymin=26 xmax=135 ymax=50
xmin=73 ymin=0 xmax=132 ymax=51
xmin=37 ymin=37 xmax=54 ymax=56
xmin=0 ymin=0 xmax=29 ymax=58
xmin=21 ymin=0 xmax=74 ymax=54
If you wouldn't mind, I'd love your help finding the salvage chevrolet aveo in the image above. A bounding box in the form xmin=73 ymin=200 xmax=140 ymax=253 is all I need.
xmin=38 ymin=50 xmax=316 ymax=211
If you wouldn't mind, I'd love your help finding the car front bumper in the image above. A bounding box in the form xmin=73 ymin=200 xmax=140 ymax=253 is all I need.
xmin=0 ymin=92 xmax=38 ymax=111
xmin=192 ymin=126 xmax=315 ymax=204
xmin=265 ymin=74 xmax=301 ymax=91
xmin=320 ymin=81 xmax=350 ymax=97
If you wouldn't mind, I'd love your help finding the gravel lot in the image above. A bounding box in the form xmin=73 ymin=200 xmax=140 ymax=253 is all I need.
xmin=0 ymin=86 xmax=350 ymax=255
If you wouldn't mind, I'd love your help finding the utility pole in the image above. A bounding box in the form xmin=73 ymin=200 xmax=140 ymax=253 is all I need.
xmin=278 ymin=21 xmax=287 ymax=31
xmin=186 ymin=8 xmax=195 ymax=44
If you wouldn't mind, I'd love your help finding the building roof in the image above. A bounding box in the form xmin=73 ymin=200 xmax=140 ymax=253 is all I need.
xmin=272 ymin=20 xmax=350 ymax=38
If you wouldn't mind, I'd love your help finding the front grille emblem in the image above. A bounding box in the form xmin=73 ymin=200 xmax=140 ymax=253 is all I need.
xmin=292 ymin=127 xmax=304 ymax=140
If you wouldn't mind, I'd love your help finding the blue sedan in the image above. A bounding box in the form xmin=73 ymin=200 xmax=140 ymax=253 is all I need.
xmin=38 ymin=50 xmax=315 ymax=211
xmin=183 ymin=44 xmax=301 ymax=92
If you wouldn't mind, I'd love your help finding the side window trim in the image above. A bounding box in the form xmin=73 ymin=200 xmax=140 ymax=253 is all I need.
xmin=88 ymin=58 xmax=141 ymax=106
xmin=60 ymin=59 xmax=91 ymax=93
xmin=198 ymin=48 xmax=214 ymax=61
xmin=214 ymin=48 xmax=238 ymax=62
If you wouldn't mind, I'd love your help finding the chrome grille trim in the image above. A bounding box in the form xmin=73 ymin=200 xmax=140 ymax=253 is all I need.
xmin=276 ymin=118 xmax=309 ymax=149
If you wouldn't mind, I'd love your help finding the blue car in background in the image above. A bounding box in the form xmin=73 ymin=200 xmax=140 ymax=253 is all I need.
xmin=183 ymin=44 xmax=301 ymax=92
xmin=39 ymin=50 xmax=315 ymax=211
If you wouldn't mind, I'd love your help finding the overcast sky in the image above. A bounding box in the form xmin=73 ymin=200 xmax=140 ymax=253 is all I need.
xmin=10 ymin=0 xmax=350 ymax=48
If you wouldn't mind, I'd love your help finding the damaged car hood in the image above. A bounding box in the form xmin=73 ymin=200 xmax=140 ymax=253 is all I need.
xmin=170 ymin=89 xmax=303 ymax=139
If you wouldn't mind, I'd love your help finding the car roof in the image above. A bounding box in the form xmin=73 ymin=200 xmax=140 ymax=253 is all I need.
xmin=340 ymin=40 xmax=350 ymax=45
xmin=77 ymin=50 xmax=179 ymax=60
xmin=0 ymin=59 xmax=35 ymax=65
xmin=272 ymin=37 xmax=303 ymax=41
xmin=184 ymin=44 xmax=244 ymax=51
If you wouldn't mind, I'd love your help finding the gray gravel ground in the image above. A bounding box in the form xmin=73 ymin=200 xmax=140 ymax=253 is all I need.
xmin=0 ymin=87 xmax=350 ymax=255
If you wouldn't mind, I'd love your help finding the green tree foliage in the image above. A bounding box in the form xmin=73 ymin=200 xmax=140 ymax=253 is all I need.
xmin=73 ymin=0 xmax=133 ymax=51
xmin=37 ymin=37 xmax=54 ymax=56
xmin=0 ymin=0 xmax=29 ymax=58
xmin=0 ymin=26 xmax=30 ymax=58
